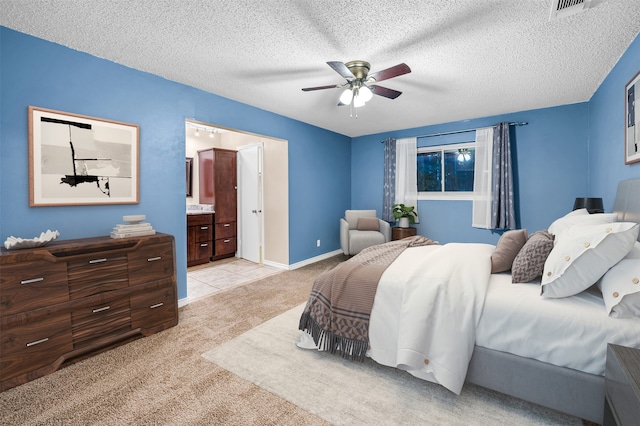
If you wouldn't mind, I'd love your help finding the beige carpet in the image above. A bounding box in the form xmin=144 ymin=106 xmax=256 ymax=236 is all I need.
xmin=202 ymin=304 xmax=584 ymax=426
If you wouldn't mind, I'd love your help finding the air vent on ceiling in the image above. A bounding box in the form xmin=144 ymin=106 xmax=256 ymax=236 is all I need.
xmin=549 ymin=0 xmax=593 ymax=21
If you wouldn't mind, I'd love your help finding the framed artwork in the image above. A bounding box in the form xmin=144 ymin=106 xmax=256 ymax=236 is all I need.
xmin=29 ymin=106 xmax=140 ymax=206
xmin=625 ymin=71 xmax=640 ymax=165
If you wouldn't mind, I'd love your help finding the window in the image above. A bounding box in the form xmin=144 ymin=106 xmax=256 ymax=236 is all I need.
xmin=417 ymin=142 xmax=475 ymax=199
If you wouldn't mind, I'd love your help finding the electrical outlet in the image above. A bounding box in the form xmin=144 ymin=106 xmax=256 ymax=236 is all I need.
xmin=317 ymin=239 xmax=321 ymax=247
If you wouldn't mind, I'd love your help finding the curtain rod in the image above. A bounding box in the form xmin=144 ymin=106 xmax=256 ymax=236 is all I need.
xmin=381 ymin=121 xmax=528 ymax=142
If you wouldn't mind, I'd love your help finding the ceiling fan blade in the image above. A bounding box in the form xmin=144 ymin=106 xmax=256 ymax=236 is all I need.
xmin=368 ymin=63 xmax=411 ymax=83
xmin=371 ymin=85 xmax=402 ymax=99
xmin=327 ymin=61 xmax=355 ymax=79
xmin=301 ymin=84 xmax=340 ymax=91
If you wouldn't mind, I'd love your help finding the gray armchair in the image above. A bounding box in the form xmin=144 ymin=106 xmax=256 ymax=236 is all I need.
xmin=340 ymin=210 xmax=391 ymax=256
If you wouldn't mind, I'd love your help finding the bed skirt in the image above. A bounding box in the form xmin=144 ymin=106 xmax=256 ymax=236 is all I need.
xmin=466 ymin=346 xmax=603 ymax=424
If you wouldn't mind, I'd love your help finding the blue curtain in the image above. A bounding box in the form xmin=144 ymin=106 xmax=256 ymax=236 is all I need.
xmin=382 ymin=138 xmax=396 ymax=222
xmin=491 ymin=122 xmax=516 ymax=229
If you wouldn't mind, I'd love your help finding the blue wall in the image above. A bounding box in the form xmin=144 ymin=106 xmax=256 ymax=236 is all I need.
xmin=589 ymin=33 xmax=640 ymax=206
xmin=351 ymin=103 xmax=589 ymax=244
xmin=0 ymin=27 xmax=352 ymax=301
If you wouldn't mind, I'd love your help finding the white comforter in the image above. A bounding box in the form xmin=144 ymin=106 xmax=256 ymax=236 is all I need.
xmin=367 ymin=243 xmax=494 ymax=395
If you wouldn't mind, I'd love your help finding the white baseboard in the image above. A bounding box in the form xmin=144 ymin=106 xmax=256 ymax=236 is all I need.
xmin=260 ymin=259 xmax=287 ymax=270
xmin=285 ymin=249 xmax=343 ymax=270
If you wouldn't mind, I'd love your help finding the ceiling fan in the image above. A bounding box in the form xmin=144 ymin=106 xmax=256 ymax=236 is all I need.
xmin=302 ymin=60 xmax=411 ymax=108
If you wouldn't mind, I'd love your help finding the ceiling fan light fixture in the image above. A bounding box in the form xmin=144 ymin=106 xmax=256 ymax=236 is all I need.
xmin=339 ymin=88 xmax=353 ymax=105
xmin=358 ymin=85 xmax=373 ymax=103
xmin=302 ymin=60 xmax=410 ymax=115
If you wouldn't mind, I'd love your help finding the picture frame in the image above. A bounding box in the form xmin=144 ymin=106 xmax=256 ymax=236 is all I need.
xmin=29 ymin=106 xmax=140 ymax=206
xmin=625 ymin=71 xmax=640 ymax=165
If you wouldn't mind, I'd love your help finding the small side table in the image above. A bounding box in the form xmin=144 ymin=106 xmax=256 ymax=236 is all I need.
xmin=392 ymin=226 xmax=417 ymax=241
xmin=604 ymin=343 xmax=640 ymax=426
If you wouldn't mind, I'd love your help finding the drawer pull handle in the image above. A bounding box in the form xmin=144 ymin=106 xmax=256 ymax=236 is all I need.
xmin=223 ymin=223 xmax=231 ymax=227
xmin=89 ymin=258 xmax=108 ymax=264
xmin=26 ymin=337 xmax=49 ymax=347
xmin=147 ymin=256 xmax=162 ymax=262
xmin=200 ymin=226 xmax=209 ymax=230
xmin=200 ymin=243 xmax=208 ymax=247
xmin=21 ymin=277 xmax=44 ymax=285
xmin=92 ymin=306 xmax=111 ymax=313
xmin=150 ymin=303 xmax=164 ymax=309
xmin=224 ymin=239 xmax=230 ymax=243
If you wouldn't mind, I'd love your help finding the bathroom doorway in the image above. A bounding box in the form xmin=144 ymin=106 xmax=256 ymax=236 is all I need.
xmin=185 ymin=120 xmax=289 ymax=269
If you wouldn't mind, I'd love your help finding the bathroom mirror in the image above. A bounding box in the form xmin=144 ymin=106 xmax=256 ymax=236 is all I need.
xmin=186 ymin=157 xmax=193 ymax=197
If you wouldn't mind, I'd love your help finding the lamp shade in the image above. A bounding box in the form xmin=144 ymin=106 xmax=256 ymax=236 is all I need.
xmin=339 ymin=89 xmax=353 ymax=105
xmin=358 ymin=85 xmax=373 ymax=103
xmin=573 ymin=197 xmax=604 ymax=214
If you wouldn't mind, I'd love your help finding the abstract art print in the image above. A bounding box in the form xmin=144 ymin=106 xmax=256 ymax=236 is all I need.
xmin=625 ymin=71 xmax=640 ymax=165
xmin=29 ymin=106 xmax=139 ymax=206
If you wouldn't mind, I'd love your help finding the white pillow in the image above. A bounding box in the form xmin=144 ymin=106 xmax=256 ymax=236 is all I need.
xmin=541 ymin=222 xmax=639 ymax=298
xmin=547 ymin=209 xmax=588 ymax=234
xmin=547 ymin=210 xmax=617 ymax=237
xmin=598 ymin=242 xmax=640 ymax=318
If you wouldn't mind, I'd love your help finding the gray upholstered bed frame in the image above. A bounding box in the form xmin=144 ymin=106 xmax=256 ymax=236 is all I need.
xmin=465 ymin=178 xmax=640 ymax=424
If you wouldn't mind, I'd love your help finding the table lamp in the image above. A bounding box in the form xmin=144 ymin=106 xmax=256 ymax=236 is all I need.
xmin=573 ymin=197 xmax=604 ymax=214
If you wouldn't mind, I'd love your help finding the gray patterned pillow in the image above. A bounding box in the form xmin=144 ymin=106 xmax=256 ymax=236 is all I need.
xmin=511 ymin=230 xmax=555 ymax=283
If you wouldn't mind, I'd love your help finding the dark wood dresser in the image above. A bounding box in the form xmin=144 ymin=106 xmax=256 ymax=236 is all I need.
xmin=0 ymin=233 xmax=178 ymax=391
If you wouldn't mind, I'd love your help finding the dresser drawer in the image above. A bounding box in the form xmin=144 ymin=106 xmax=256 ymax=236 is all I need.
xmin=215 ymin=222 xmax=236 ymax=239
xmin=0 ymin=261 xmax=68 ymax=317
xmin=0 ymin=312 xmax=73 ymax=381
xmin=215 ymin=237 xmax=237 ymax=256
xmin=128 ymin=242 xmax=175 ymax=286
xmin=130 ymin=285 xmax=177 ymax=331
xmin=67 ymin=254 xmax=129 ymax=299
xmin=71 ymin=297 xmax=131 ymax=349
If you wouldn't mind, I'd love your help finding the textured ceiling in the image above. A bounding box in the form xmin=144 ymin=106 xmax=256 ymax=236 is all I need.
xmin=1 ymin=0 xmax=639 ymax=137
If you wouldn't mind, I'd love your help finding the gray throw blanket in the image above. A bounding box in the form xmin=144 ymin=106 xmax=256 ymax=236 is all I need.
xmin=298 ymin=236 xmax=438 ymax=361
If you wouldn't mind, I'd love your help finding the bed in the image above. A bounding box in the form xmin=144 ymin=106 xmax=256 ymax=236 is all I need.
xmin=298 ymin=178 xmax=640 ymax=424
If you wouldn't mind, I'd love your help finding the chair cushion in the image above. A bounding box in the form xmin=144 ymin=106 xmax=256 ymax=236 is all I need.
xmin=349 ymin=230 xmax=386 ymax=255
xmin=357 ymin=217 xmax=380 ymax=231
xmin=345 ymin=210 xmax=377 ymax=230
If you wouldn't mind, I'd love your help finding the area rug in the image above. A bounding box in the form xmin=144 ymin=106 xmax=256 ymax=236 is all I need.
xmin=202 ymin=304 xmax=582 ymax=426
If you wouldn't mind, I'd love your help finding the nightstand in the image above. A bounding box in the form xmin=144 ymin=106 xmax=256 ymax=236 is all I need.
xmin=604 ymin=344 xmax=640 ymax=426
xmin=392 ymin=226 xmax=417 ymax=241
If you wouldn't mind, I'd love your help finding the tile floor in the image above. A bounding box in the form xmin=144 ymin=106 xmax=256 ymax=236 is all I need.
xmin=187 ymin=257 xmax=283 ymax=302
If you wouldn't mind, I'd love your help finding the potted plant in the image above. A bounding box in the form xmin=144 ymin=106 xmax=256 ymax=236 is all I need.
xmin=392 ymin=203 xmax=418 ymax=228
